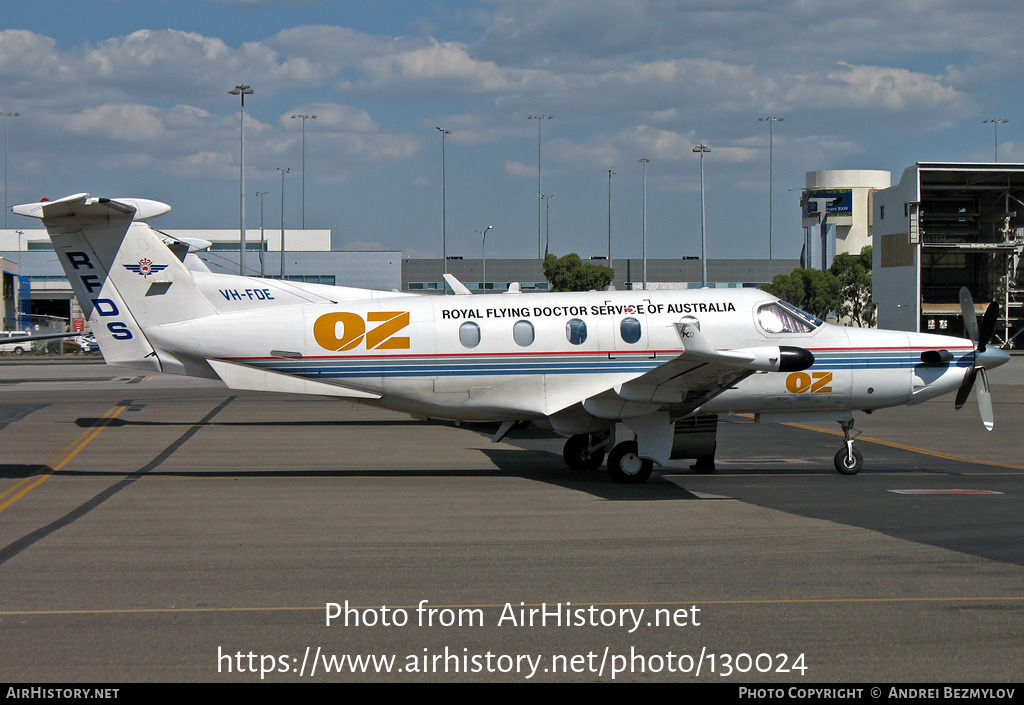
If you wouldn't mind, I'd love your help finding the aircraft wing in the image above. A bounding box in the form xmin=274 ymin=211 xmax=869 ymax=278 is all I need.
xmin=567 ymin=321 xmax=813 ymax=420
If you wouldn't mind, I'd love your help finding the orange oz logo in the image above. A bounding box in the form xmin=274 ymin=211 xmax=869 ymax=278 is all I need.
xmin=313 ymin=311 xmax=411 ymax=351
xmin=786 ymin=371 xmax=833 ymax=394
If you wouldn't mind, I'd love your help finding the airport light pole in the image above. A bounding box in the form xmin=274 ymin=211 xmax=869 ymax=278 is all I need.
xmin=437 ymin=126 xmax=449 ymax=290
xmin=2 ymin=112 xmax=19 ymax=229
xmin=277 ymin=167 xmax=290 ymax=279
xmin=228 ymin=85 xmax=253 ymax=275
xmin=542 ymin=194 xmax=554 ymax=256
xmin=639 ymin=157 xmax=650 ymax=290
xmin=477 ymin=225 xmax=494 ymax=291
xmin=984 ymin=119 xmax=1008 ymax=162
xmin=528 ymin=115 xmax=552 ymax=259
xmin=607 ymin=169 xmax=616 ymax=263
xmin=290 ymin=114 xmax=316 ymax=229
xmin=760 ymin=116 xmax=783 ymax=259
xmin=693 ymin=144 xmax=711 ymax=288
xmin=256 ymin=191 xmax=268 ymax=276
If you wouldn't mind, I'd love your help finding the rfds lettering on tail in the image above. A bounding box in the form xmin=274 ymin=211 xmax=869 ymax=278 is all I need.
xmin=13 ymin=193 xmax=1010 ymax=482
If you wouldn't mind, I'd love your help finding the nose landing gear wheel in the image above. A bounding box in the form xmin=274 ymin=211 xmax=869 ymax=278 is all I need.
xmin=607 ymin=441 xmax=653 ymax=484
xmin=834 ymin=447 xmax=863 ymax=475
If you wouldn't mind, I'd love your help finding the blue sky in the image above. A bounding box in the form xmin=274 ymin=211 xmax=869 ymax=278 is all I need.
xmin=3 ymin=0 xmax=1024 ymax=263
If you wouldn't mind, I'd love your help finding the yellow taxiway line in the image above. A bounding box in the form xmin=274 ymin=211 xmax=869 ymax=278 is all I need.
xmin=0 ymin=404 xmax=127 ymax=514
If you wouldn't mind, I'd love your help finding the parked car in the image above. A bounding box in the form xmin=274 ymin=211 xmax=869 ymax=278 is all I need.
xmin=76 ymin=333 xmax=99 ymax=353
xmin=0 ymin=331 xmax=32 ymax=355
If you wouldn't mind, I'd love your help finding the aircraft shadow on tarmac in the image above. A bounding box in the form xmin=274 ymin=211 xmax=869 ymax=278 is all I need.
xmin=58 ymin=413 xmax=694 ymax=501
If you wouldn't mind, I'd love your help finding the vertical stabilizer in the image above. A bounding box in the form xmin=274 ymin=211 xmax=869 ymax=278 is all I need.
xmin=13 ymin=194 xmax=216 ymax=373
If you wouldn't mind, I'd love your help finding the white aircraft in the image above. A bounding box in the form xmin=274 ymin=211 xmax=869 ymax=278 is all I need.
xmin=13 ymin=193 xmax=1010 ymax=482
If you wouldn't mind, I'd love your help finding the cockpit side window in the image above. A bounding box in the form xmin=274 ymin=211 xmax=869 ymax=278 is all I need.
xmin=756 ymin=301 xmax=821 ymax=334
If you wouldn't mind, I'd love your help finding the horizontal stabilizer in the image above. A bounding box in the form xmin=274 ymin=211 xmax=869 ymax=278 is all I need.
xmin=13 ymin=193 xmax=171 ymax=222
xmin=207 ymin=359 xmax=381 ymax=399
xmin=676 ymin=322 xmax=813 ymax=372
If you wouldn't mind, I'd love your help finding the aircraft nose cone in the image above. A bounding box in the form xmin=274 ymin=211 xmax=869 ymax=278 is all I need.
xmin=977 ymin=346 xmax=1011 ymax=371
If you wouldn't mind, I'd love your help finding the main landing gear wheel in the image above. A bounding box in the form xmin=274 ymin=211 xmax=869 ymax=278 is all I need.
xmin=563 ymin=434 xmax=605 ymax=472
xmin=607 ymin=441 xmax=654 ymax=484
xmin=834 ymin=448 xmax=863 ymax=475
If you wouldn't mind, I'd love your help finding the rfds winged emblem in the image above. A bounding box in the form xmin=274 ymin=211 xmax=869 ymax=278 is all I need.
xmin=124 ymin=258 xmax=169 ymax=278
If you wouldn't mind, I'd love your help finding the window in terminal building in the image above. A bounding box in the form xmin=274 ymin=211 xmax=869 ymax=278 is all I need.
xmin=513 ymin=320 xmax=535 ymax=347
xmin=620 ymin=317 xmax=642 ymax=344
xmin=27 ymin=242 xmax=54 ymax=251
xmin=209 ymin=242 xmax=269 ymax=252
xmin=459 ymin=321 xmax=481 ymax=348
xmin=565 ymin=318 xmax=587 ymax=345
xmin=269 ymin=274 xmax=337 ymax=285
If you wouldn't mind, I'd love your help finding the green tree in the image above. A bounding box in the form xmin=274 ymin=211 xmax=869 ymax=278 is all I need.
xmin=829 ymin=246 xmax=875 ymax=327
xmin=762 ymin=268 xmax=841 ymax=320
xmin=542 ymin=253 xmax=614 ymax=292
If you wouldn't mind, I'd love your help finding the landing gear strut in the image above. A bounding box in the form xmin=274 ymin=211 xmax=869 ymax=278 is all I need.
xmin=833 ymin=419 xmax=863 ymax=475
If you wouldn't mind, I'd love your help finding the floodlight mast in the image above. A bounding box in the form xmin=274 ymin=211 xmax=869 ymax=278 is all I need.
xmin=228 ymin=84 xmax=253 ymax=274
xmin=693 ymin=144 xmax=711 ymax=288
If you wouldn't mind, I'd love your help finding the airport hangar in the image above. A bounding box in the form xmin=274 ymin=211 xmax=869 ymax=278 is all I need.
xmin=2 ymin=161 xmax=1022 ymax=350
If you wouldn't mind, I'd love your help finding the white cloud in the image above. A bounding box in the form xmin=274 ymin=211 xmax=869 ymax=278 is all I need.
xmin=172 ymin=151 xmax=239 ymax=180
xmin=549 ymin=137 xmax=620 ymax=170
xmin=282 ymin=104 xmax=378 ymax=133
xmin=504 ymin=160 xmax=537 ymax=178
xmin=359 ymin=39 xmax=563 ymax=95
xmin=0 ymin=30 xmax=64 ymax=79
xmin=818 ymin=61 xmax=962 ymax=110
xmin=65 ymin=104 xmax=166 ymax=141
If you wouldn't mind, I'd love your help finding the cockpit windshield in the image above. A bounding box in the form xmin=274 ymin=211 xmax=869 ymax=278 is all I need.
xmin=756 ymin=300 xmax=823 ymax=334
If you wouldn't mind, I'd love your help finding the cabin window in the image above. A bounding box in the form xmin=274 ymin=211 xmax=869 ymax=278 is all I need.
xmin=566 ymin=318 xmax=587 ymax=345
xmin=513 ymin=320 xmax=535 ymax=347
xmin=619 ymin=317 xmax=642 ymax=344
xmin=756 ymin=301 xmax=821 ymax=334
xmin=459 ymin=321 xmax=481 ymax=348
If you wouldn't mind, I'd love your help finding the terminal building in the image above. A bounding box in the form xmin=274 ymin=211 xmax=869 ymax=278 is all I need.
xmin=0 ymin=226 xmax=796 ymax=330
xmin=801 ymin=169 xmax=891 ymax=268
xmin=0 ymin=224 xmax=797 ymax=333
xmin=0 ymin=227 xmax=401 ymax=332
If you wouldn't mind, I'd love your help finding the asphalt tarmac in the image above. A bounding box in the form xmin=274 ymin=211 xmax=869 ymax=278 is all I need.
xmin=1 ymin=356 xmax=1022 ymax=683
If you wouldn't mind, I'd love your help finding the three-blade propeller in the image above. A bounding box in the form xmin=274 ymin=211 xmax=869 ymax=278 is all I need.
xmin=955 ymin=287 xmax=1000 ymax=431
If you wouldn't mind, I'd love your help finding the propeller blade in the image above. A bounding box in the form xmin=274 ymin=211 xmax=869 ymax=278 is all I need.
xmin=955 ymin=290 xmax=1000 ymax=430
xmin=977 ymin=301 xmax=999 ymax=352
xmin=959 ymin=287 xmax=979 ymax=342
xmin=976 ymin=368 xmax=994 ymax=431
xmin=955 ymin=366 xmax=976 ymax=410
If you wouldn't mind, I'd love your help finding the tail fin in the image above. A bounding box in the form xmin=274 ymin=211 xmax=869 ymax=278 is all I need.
xmin=13 ymin=193 xmax=217 ymax=374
